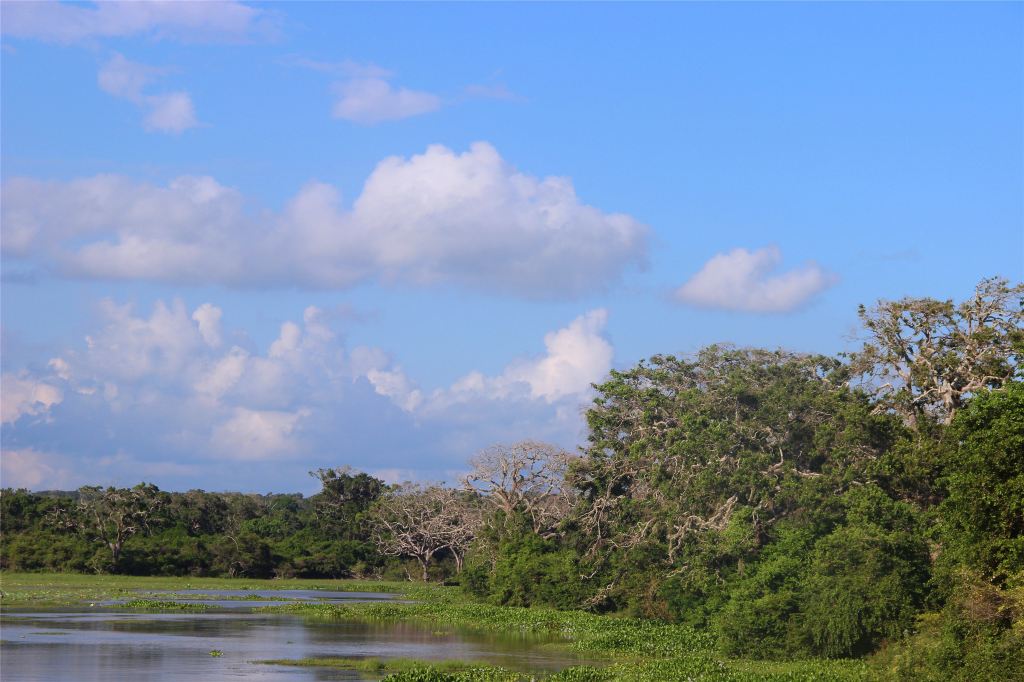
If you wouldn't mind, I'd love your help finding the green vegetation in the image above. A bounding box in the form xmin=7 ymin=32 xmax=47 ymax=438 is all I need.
xmin=0 ymin=572 xmax=407 ymax=608
xmin=2 ymin=470 xmax=387 ymax=578
xmin=3 ymin=277 xmax=1023 ymax=680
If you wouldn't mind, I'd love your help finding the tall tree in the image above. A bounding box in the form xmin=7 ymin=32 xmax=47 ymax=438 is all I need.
xmin=851 ymin=276 xmax=1024 ymax=426
xmin=52 ymin=483 xmax=163 ymax=571
xmin=571 ymin=346 xmax=895 ymax=609
xmin=370 ymin=484 xmax=480 ymax=580
xmin=310 ymin=467 xmax=384 ymax=537
xmin=463 ymin=440 xmax=576 ymax=538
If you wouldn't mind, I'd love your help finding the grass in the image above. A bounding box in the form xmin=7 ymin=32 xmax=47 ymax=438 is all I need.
xmin=0 ymin=571 xmax=409 ymax=608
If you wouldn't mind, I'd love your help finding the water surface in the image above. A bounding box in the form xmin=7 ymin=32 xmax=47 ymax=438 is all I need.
xmin=1 ymin=600 xmax=584 ymax=681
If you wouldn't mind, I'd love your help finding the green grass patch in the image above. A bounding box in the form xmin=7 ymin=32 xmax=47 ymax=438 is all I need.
xmin=0 ymin=571 xmax=409 ymax=608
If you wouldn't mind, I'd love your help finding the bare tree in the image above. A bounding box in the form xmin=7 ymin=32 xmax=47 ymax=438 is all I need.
xmin=369 ymin=484 xmax=480 ymax=580
xmin=851 ymin=276 xmax=1024 ymax=425
xmin=52 ymin=483 xmax=163 ymax=570
xmin=462 ymin=440 xmax=577 ymax=537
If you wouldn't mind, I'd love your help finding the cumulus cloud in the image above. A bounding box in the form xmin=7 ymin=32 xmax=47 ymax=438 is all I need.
xmin=2 ymin=143 xmax=647 ymax=298
xmin=674 ymin=246 xmax=836 ymax=313
xmin=368 ymin=309 xmax=613 ymax=416
xmin=192 ymin=303 xmax=223 ymax=347
xmin=210 ymin=407 xmax=310 ymax=460
xmin=98 ymin=54 xmax=198 ymax=134
xmin=503 ymin=309 xmax=613 ymax=401
xmin=1 ymin=300 xmax=613 ymax=489
xmin=1 ymin=1 xmax=272 ymax=44
xmin=1 ymin=374 xmax=64 ymax=424
xmin=332 ymin=77 xmax=441 ymax=124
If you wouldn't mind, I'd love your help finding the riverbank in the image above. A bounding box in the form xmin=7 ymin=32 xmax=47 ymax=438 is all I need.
xmin=0 ymin=572 xmax=880 ymax=680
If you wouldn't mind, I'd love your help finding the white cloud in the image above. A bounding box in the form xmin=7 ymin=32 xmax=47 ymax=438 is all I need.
xmin=332 ymin=77 xmax=441 ymax=124
xmin=2 ymin=143 xmax=647 ymax=298
xmin=1 ymin=374 xmax=64 ymax=424
xmin=503 ymin=309 xmax=613 ymax=401
xmin=210 ymin=407 xmax=309 ymax=460
xmin=192 ymin=303 xmax=223 ymax=348
xmin=143 ymin=91 xmax=198 ymax=133
xmin=409 ymin=309 xmax=613 ymax=414
xmin=1 ymin=1 xmax=271 ymax=44
xmin=293 ymin=59 xmax=442 ymax=124
xmin=1 ymin=299 xmax=614 ymax=487
xmin=674 ymin=246 xmax=836 ymax=313
xmin=366 ymin=368 xmax=424 ymax=412
xmin=79 ymin=299 xmax=207 ymax=383
xmin=97 ymin=53 xmax=161 ymax=99
xmin=98 ymin=54 xmax=199 ymax=134
xmin=0 ymin=448 xmax=79 ymax=490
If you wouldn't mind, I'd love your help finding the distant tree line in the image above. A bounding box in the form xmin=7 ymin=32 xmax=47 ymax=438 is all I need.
xmin=2 ymin=276 xmax=1022 ymax=678
xmin=2 ymin=469 xmax=387 ymax=579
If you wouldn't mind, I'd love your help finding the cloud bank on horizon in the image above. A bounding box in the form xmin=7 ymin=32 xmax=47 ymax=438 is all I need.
xmin=1 ymin=301 xmax=612 ymax=491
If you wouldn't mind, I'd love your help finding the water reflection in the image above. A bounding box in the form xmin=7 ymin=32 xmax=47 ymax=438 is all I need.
xmin=0 ymin=609 xmax=583 ymax=681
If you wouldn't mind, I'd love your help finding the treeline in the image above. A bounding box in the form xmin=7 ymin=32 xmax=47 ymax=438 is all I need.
xmin=1 ymin=470 xmax=388 ymax=579
xmin=2 ymin=277 xmax=1022 ymax=678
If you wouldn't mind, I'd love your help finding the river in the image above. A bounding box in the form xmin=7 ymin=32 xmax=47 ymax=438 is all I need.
xmin=0 ymin=590 xmax=586 ymax=681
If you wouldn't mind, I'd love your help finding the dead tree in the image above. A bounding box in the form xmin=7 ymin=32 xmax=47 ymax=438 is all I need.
xmin=462 ymin=440 xmax=577 ymax=537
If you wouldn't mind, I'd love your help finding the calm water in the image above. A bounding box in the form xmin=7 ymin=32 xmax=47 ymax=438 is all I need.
xmin=0 ymin=591 xmax=583 ymax=681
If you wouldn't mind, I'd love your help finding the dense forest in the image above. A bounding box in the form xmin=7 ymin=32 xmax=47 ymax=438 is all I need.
xmin=3 ymin=276 xmax=1022 ymax=677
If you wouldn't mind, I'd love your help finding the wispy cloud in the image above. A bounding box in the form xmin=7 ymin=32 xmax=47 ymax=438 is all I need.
xmin=462 ymin=83 xmax=522 ymax=102
xmin=1 ymin=0 xmax=275 ymax=45
xmin=289 ymin=57 xmax=517 ymax=124
xmin=98 ymin=54 xmax=198 ymax=133
xmin=675 ymin=246 xmax=836 ymax=313
xmin=331 ymin=77 xmax=441 ymax=124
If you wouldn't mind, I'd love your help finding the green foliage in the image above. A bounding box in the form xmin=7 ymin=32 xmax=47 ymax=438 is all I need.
xmin=484 ymin=530 xmax=588 ymax=609
xmin=1 ymin=477 xmax=386 ymax=578
xmin=941 ymin=382 xmax=1024 ymax=584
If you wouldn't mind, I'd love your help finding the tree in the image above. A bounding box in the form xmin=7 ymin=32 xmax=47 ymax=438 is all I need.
xmin=52 ymin=483 xmax=163 ymax=571
xmin=370 ymin=484 xmax=480 ymax=580
xmin=310 ymin=467 xmax=384 ymax=537
xmin=851 ymin=277 xmax=1024 ymax=426
xmin=570 ymin=346 xmax=897 ymax=613
xmin=463 ymin=440 xmax=576 ymax=538
xmin=941 ymin=381 xmax=1024 ymax=584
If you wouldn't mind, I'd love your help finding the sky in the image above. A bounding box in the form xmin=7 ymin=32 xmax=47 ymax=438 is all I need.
xmin=1 ymin=1 xmax=1022 ymax=494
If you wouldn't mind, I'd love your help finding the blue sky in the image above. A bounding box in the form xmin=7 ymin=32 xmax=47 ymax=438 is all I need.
xmin=2 ymin=1 xmax=1021 ymax=493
